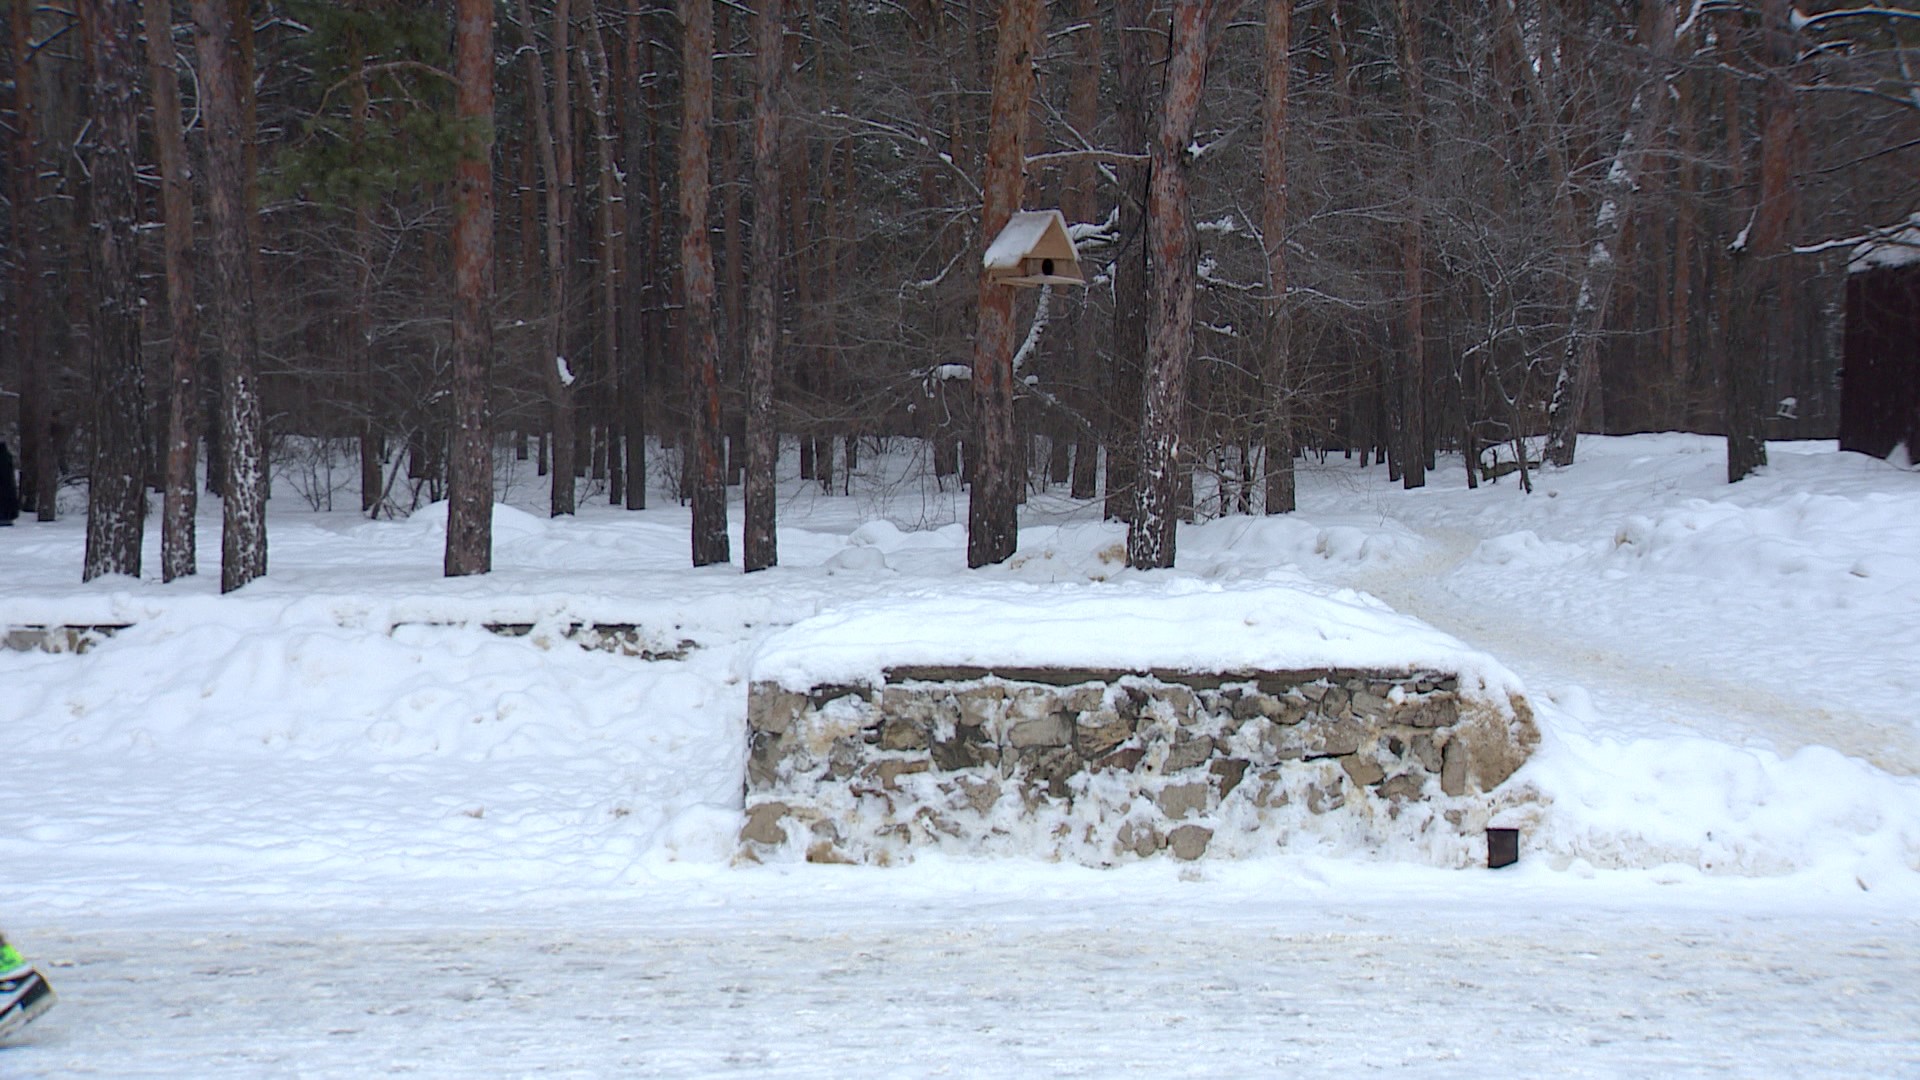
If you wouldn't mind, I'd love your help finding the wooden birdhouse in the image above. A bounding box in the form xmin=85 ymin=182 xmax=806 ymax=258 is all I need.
xmin=984 ymin=209 xmax=1086 ymax=288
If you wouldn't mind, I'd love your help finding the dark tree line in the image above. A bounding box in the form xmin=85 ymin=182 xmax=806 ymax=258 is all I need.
xmin=2 ymin=0 xmax=1914 ymax=582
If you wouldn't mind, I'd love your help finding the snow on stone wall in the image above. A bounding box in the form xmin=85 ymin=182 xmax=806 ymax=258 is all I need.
xmin=741 ymin=667 xmax=1540 ymax=867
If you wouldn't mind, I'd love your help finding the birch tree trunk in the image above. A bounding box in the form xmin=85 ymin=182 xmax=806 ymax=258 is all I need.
xmin=1261 ymin=0 xmax=1295 ymax=513
xmin=143 ymin=0 xmax=198 ymax=580
xmin=1128 ymin=0 xmax=1223 ymax=569
xmin=80 ymin=0 xmax=149 ymax=581
xmin=445 ymin=0 xmax=497 ymax=577
xmin=682 ymin=0 xmax=731 ymax=566
xmin=966 ymin=0 xmax=1043 ymax=568
xmin=1543 ymin=1 xmax=1677 ymax=467
xmin=192 ymin=0 xmax=268 ymax=592
xmin=744 ymin=0 xmax=784 ymax=572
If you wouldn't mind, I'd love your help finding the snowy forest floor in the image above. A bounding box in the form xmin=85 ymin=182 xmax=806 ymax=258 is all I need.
xmin=2 ymin=433 xmax=1918 ymax=1076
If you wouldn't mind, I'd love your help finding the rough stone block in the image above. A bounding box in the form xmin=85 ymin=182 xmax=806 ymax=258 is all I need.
xmin=954 ymin=685 xmax=1006 ymax=728
xmin=1162 ymin=733 xmax=1214 ymax=773
xmin=748 ymin=687 xmax=807 ymax=734
xmin=930 ymin=729 xmax=995 ymax=771
xmin=1156 ymin=781 xmax=1211 ymax=820
xmin=1074 ymin=709 xmax=1134 ymax=757
xmin=1117 ymin=821 xmax=1164 ymax=858
xmin=1009 ymin=712 xmax=1071 ymax=749
xmin=1210 ymin=757 xmax=1250 ymax=799
xmin=861 ymin=758 xmax=930 ymax=791
xmin=879 ymin=716 xmax=930 ymax=751
xmin=1168 ymin=824 xmax=1214 ymax=861
xmin=741 ymin=801 xmax=791 ymax=845
xmin=1440 ymin=737 xmax=1468 ymax=797
xmin=1377 ymin=773 xmax=1425 ymax=801
xmin=1350 ymin=689 xmax=1392 ymax=718
xmin=1393 ymin=691 xmax=1459 ymax=729
xmin=1339 ymin=754 xmax=1386 ymax=787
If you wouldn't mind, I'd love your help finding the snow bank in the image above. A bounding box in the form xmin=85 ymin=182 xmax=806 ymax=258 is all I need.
xmin=749 ymin=577 xmax=1523 ymax=702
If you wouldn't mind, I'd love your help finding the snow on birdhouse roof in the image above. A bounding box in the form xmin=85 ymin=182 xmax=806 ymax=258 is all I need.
xmin=983 ymin=209 xmax=1077 ymax=272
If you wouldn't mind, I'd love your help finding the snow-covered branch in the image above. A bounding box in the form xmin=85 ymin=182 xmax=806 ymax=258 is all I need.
xmin=1011 ymin=286 xmax=1054 ymax=374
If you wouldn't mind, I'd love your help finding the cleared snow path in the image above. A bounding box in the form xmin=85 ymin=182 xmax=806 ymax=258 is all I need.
xmin=1343 ymin=522 xmax=1920 ymax=775
xmin=6 ymin=893 xmax=1919 ymax=1078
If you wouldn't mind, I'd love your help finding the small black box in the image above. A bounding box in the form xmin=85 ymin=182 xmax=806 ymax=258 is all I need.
xmin=1487 ymin=827 xmax=1520 ymax=869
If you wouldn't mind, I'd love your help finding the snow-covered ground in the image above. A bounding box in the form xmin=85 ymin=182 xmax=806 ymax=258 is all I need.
xmin=2 ymin=434 xmax=1918 ymax=1076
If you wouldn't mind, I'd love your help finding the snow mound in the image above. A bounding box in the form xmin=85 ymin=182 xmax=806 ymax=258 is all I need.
xmin=403 ymin=500 xmax=550 ymax=542
xmin=751 ymin=578 xmax=1522 ymax=700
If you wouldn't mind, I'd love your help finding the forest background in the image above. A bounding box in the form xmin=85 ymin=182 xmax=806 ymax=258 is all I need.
xmin=3 ymin=0 xmax=1916 ymax=585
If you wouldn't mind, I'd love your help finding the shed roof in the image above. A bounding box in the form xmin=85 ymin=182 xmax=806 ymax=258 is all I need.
xmin=1849 ymin=214 xmax=1920 ymax=274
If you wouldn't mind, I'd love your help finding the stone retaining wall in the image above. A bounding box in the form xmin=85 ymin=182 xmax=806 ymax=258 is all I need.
xmin=742 ymin=667 xmax=1538 ymax=866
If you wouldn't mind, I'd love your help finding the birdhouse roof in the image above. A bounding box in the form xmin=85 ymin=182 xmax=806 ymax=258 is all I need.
xmin=983 ymin=210 xmax=1078 ymax=272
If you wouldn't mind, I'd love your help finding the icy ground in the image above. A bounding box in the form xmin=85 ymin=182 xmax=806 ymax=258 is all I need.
xmin=2 ymin=434 xmax=1918 ymax=1076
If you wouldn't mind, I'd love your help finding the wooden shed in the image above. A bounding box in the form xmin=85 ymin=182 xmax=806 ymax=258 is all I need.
xmin=1842 ymin=237 xmax=1920 ymax=461
xmin=983 ymin=210 xmax=1086 ymax=288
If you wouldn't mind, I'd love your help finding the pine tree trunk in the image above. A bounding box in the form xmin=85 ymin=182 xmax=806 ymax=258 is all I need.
xmin=143 ymin=0 xmax=199 ymax=580
xmin=1127 ymin=0 xmax=1222 ymax=570
xmin=80 ymin=0 xmax=149 ymax=581
xmin=193 ymin=0 xmax=268 ymax=592
xmin=9 ymin=0 xmax=54 ymax=522
xmin=682 ymin=0 xmax=731 ymax=566
xmin=743 ymin=0 xmax=784 ymax=572
xmin=445 ymin=0 xmax=496 ymax=577
xmin=346 ymin=34 xmax=384 ymax=515
xmin=1104 ymin=0 xmax=1150 ymax=523
xmin=577 ymin=2 xmax=626 ymax=507
xmin=1727 ymin=0 xmax=1795 ymax=483
xmin=1261 ymin=0 xmax=1295 ymax=514
xmin=966 ymin=0 xmax=1042 ymax=568
xmin=1394 ymin=0 xmax=1426 ymax=490
xmin=622 ymin=14 xmax=654 ymax=511
xmin=1066 ymin=0 xmax=1101 ymax=502
xmin=515 ymin=0 xmax=577 ymax=516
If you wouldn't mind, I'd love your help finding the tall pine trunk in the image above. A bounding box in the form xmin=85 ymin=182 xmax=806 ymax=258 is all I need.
xmin=1261 ymin=0 xmax=1295 ymax=513
xmin=1128 ymin=0 xmax=1222 ymax=570
xmin=1393 ymin=0 xmax=1426 ymax=490
xmin=743 ymin=0 xmax=784 ymax=572
xmin=1105 ymin=0 xmax=1150 ymax=523
xmin=193 ymin=0 xmax=268 ymax=592
xmin=578 ymin=2 xmax=626 ymax=505
xmin=966 ymin=0 xmax=1042 ymax=568
xmin=1066 ymin=0 xmax=1101 ymax=501
xmin=9 ymin=0 xmax=54 ymax=522
xmin=80 ymin=0 xmax=149 ymax=581
xmin=515 ymin=0 xmax=577 ymax=516
xmin=349 ymin=35 xmax=383 ymax=513
xmin=682 ymin=0 xmax=730 ymax=565
xmin=445 ymin=0 xmax=497 ymax=577
xmin=143 ymin=0 xmax=198 ymax=579
xmin=1727 ymin=0 xmax=1796 ymax=483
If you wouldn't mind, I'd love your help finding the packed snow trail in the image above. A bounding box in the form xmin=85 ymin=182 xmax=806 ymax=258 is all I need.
xmin=5 ymin=894 xmax=1918 ymax=1078
xmin=1339 ymin=522 xmax=1920 ymax=776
